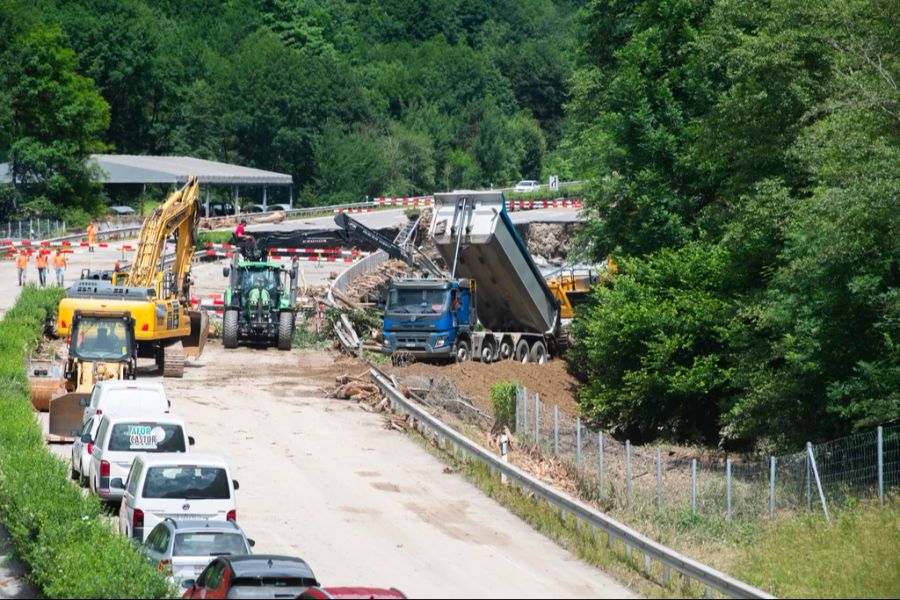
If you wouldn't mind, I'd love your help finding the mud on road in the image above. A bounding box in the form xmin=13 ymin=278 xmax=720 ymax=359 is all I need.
xmin=153 ymin=342 xmax=633 ymax=599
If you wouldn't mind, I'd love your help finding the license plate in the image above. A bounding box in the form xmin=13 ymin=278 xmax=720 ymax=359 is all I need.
xmin=406 ymin=343 xmax=415 ymax=347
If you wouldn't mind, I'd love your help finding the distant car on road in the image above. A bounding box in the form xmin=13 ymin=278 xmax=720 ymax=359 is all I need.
xmin=142 ymin=519 xmax=254 ymax=587
xmin=513 ymin=180 xmax=540 ymax=192
xmin=297 ymin=587 xmax=408 ymax=599
xmin=116 ymin=453 xmax=239 ymax=542
xmin=181 ymin=555 xmax=318 ymax=599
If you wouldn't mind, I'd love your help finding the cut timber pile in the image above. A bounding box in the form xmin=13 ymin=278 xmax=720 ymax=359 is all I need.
xmin=332 ymin=372 xmax=415 ymax=433
xmin=345 ymin=259 xmax=410 ymax=301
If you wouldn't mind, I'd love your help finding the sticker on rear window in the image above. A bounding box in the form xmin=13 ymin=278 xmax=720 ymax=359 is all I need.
xmin=128 ymin=425 xmax=166 ymax=449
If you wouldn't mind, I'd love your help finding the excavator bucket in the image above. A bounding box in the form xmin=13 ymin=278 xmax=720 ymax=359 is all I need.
xmin=182 ymin=309 xmax=209 ymax=359
xmin=48 ymin=392 xmax=89 ymax=442
xmin=27 ymin=358 xmax=66 ymax=411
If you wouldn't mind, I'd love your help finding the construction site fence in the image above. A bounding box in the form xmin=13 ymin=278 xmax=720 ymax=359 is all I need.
xmin=515 ymin=388 xmax=899 ymax=524
xmin=370 ymin=370 xmax=774 ymax=599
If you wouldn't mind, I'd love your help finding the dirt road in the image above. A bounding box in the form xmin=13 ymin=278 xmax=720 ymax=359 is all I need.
xmin=157 ymin=343 xmax=635 ymax=598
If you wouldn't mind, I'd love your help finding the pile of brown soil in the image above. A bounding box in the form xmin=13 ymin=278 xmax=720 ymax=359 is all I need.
xmin=392 ymin=359 xmax=582 ymax=419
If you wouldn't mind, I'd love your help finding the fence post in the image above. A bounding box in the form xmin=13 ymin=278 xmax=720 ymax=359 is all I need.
xmin=656 ymin=448 xmax=663 ymax=509
xmin=626 ymin=440 xmax=632 ymax=508
xmin=553 ymin=405 xmax=559 ymax=455
xmin=807 ymin=442 xmax=830 ymax=524
xmin=598 ymin=431 xmax=604 ymax=496
xmin=522 ymin=387 xmax=528 ymax=437
xmin=534 ymin=394 xmax=540 ymax=448
xmin=576 ymin=418 xmax=582 ymax=466
xmin=691 ymin=459 xmax=697 ymax=515
xmin=769 ymin=456 xmax=776 ymax=521
xmin=515 ymin=388 xmax=520 ymax=432
xmin=806 ymin=446 xmax=812 ymax=511
xmin=726 ymin=459 xmax=733 ymax=525
xmin=878 ymin=426 xmax=884 ymax=506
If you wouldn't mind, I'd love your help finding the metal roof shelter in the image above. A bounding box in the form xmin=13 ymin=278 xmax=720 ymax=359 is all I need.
xmin=1 ymin=154 xmax=294 ymax=217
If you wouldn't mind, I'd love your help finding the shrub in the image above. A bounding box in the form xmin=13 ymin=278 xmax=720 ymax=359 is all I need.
xmin=0 ymin=286 xmax=172 ymax=598
xmin=490 ymin=381 xmax=520 ymax=431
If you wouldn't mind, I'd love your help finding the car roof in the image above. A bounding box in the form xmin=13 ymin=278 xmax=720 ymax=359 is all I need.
xmin=95 ymin=380 xmax=166 ymax=391
xmin=162 ymin=519 xmax=243 ymax=533
xmin=135 ymin=453 xmax=230 ymax=468
xmin=100 ymin=414 xmax=185 ymax=426
xmin=224 ymin=555 xmax=316 ymax=579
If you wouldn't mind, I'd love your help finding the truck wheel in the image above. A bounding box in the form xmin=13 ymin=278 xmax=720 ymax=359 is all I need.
xmin=499 ymin=339 xmax=513 ymax=360
xmin=277 ymin=312 xmax=294 ymax=351
xmin=480 ymin=341 xmax=496 ymax=363
xmin=455 ymin=340 xmax=471 ymax=362
xmin=223 ymin=310 xmax=239 ymax=349
xmin=514 ymin=339 xmax=530 ymax=363
xmin=529 ymin=340 xmax=548 ymax=364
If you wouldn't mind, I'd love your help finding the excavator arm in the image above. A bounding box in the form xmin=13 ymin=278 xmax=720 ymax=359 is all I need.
xmin=123 ymin=177 xmax=200 ymax=300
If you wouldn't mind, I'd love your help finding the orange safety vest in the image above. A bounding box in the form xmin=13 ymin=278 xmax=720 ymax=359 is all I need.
xmin=52 ymin=254 xmax=66 ymax=268
xmin=87 ymin=223 xmax=96 ymax=243
xmin=36 ymin=254 xmax=48 ymax=269
xmin=16 ymin=254 xmax=27 ymax=268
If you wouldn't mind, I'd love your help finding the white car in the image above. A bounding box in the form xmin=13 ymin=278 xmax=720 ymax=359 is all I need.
xmin=116 ymin=453 xmax=239 ymax=543
xmin=71 ymin=415 xmax=102 ymax=486
xmin=514 ymin=180 xmax=540 ymax=192
xmin=89 ymin=415 xmax=194 ymax=503
xmin=81 ymin=380 xmax=170 ymax=425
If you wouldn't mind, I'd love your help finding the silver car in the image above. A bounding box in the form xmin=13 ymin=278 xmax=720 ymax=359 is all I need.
xmin=142 ymin=519 xmax=254 ymax=586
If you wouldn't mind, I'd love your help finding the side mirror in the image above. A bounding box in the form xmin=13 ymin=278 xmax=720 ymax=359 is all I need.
xmin=180 ymin=579 xmax=195 ymax=589
xmin=79 ymin=398 xmax=89 ymax=407
xmin=232 ymin=479 xmax=240 ymax=491
xmin=80 ymin=433 xmax=92 ymax=444
xmin=247 ymin=538 xmax=256 ymax=548
xmin=223 ymin=266 xmax=230 ymax=277
xmin=188 ymin=436 xmax=196 ymax=446
xmin=110 ymin=478 xmax=124 ymax=490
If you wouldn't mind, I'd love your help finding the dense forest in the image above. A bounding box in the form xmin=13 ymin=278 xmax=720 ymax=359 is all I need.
xmin=0 ymin=0 xmax=896 ymax=449
xmin=0 ymin=0 xmax=579 ymax=221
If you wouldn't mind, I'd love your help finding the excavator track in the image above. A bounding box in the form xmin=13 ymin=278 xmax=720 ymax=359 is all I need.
xmin=162 ymin=342 xmax=185 ymax=378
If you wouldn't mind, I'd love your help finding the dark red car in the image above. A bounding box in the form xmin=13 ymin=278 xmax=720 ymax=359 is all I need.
xmin=182 ymin=555 xmax=318 ymax=599
xmin=296 ymin=588 xmax=407 ymax=600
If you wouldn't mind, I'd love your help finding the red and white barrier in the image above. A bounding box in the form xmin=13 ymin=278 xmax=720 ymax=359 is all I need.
xmin=505 ymin=198 xmax=583 ymax=211
xmin=373 ymin=197 xmax=434 ymax=207
xmin=268 ymin=255 xmax=358 ymax=263
xmin=334 ymin=207 xmax=373 ymax=214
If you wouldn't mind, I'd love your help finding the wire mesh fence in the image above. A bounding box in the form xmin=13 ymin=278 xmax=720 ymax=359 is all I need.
xmin=514 ymin=387 xmax=898 ymax=524
xmin=1 ymin=219 xmax=66 ymax=241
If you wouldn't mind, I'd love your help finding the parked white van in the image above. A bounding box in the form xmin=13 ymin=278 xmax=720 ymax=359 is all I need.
xmin=81 ymin=380 xmax=170 ymax=425
xmin=116 ymin=453 xmax=239 ymax=543
xmin=88 ymin=415 xmax=194 ymax=502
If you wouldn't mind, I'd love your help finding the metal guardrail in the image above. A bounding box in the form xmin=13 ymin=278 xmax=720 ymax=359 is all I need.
xmin=201 ymin=201 xmax=383 ymax=230
xmin=45 ymin=225 xmax=142 ymax=243
xmin=370 ymin=370 xmax=776 ymax=600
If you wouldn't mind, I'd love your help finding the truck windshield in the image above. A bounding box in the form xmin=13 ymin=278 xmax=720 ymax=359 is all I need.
xmin=71 ymin=318 xmax=130 ymax=361
xmin=387 ymin=288 xmax=449 ymax=314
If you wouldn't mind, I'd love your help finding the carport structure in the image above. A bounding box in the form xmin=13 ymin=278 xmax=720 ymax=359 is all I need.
xmin=87 ymin=154 xmax=294 ymax=218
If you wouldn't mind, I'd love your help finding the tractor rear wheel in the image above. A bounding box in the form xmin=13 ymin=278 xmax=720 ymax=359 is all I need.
xmin=277 ymin=312 xmax=294 ymax=351
xmin=223 ymin=310 xmax=239 ymax=349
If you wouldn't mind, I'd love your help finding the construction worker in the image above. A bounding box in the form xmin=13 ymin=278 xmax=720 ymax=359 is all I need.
xmin=15 ymin=249 xmax=28 ymax=286
xmin=233 ymin=218 xmax=256 ymax=253
xmin=35 ymin=251 xmax=48 ymax=287
xmin=52 ymin=250 xmax=67 ymax=286
xmin=86 ymin=220 xmax=96 ymax=252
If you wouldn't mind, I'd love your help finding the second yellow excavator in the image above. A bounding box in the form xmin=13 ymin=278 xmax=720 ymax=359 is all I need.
xmin=57 ymin=177 xmax=208 ymax=377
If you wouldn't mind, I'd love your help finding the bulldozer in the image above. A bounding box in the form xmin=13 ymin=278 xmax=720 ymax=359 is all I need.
xmin=57 ymin=178 xmax=208 ymax=377
xmin=30 ymin=310 xmax=137 ymax=442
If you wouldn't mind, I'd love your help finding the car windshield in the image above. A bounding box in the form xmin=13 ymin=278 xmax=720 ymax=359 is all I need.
xmin=387 ymin=288 xmax=448 ymax=314
xmin=173 ymin=532 xmax=246 ymax=557
xmin=108 ymin=423 xmax=186 ymax=453
xmin=71 ymin=318 xmax=130 ymax=360
xmin=142 ymin=466 xmax=230 ymax=500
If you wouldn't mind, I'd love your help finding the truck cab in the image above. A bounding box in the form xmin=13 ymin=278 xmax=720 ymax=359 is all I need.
xmin=382 ymin=279 xmax=475 ymax=360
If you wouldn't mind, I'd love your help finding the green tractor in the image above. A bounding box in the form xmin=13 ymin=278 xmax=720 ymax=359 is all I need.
xmin=221 ymin=254 xmax=299 ymax=350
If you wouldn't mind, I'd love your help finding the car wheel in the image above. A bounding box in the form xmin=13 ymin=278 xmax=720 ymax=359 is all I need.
xmin=70 ymin=464 xmax=78 ymax=481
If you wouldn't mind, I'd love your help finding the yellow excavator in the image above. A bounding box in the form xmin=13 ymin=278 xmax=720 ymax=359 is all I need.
xmin=57 ymin=177 xmax=208 ymax=378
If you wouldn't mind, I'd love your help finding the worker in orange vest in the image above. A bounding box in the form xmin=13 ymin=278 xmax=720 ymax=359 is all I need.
xmin=15 ymin=250 xmax=28 ymax=286
xmin=86 ymin=220 xmax=97 ymax=252
xmin=35 ymin=251 xmax=48 ymax=287
xmin=52 ymin=250 xmax=67 ymax=286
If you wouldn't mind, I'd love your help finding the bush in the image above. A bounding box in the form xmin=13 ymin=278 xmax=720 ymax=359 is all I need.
xmin=490 ymin=381 xmax=520 ymax=431
xmin=0 ymin=286 xmax=172 ymax=598
xmin=197 ymin=231 xmax=234 ymax=248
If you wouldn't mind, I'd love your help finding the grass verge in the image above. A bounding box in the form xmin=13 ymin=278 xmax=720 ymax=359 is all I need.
xmin=0 ymin=286 xmax=172 ymax=598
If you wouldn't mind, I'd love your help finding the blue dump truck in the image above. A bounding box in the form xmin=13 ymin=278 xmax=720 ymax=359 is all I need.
xmin=382 ymin=191 xmax=563 ymax=363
